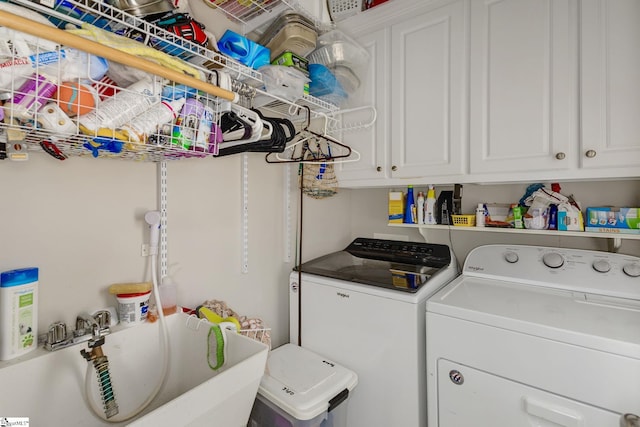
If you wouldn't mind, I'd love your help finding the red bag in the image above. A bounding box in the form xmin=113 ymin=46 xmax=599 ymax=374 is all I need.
xmin=363 ymin=0 xmax=389 ymax=10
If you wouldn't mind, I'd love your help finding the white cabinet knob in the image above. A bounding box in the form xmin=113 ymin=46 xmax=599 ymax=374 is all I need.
xmin=376 ymin=166 xmax=382 ymax=172
xmin=391 ymin=165 xmax=398 ymax=171
xmin=585 ymin=149 xmax=597 ymax=158
xmin=555 ymin=152 xmax=566 ymax=160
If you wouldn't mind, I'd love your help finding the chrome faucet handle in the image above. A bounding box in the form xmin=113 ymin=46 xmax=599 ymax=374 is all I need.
xmin=94 ymin=310 xmax=111 ymax=330
xmin=76 ymin=312 xmax=100 ymax=338
xmin=44 ymin=321 xmax=68 ymax=350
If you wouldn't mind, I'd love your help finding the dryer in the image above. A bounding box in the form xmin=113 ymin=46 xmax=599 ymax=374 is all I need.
xmin=427 ymin=244 xmax=640 ymax=426
xmin=290 ymin=237 xmax=459 ymax=427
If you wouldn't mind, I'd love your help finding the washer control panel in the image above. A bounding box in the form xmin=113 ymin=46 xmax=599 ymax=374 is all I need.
xmin=465 ymin=245 xmax=640 ymax=299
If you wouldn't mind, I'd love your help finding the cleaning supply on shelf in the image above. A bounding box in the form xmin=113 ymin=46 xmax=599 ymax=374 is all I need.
xmin=404 ymin=185 xmax=415 ymax=224
xmin=171 ymin=97 xmax=204 ymax=149
xmin=388 ymin=190 xmax=404 ymax=223
xmin=115 ymin=291 xmax=150 ymax=326
xmin=476 ymin=203 xmax=486 ymax=227
xmin=120 ymin=97 xmax=186 ymax=143
xmin=425 ymin=185 xmax=437 ymax=225
xmin=436 ymin=190 xmax=454 ymax=225
xmin=5 ymin=74 xmax=58 ymax=120
xmin=416 ymin=191 xmax=425 ymax=225
xmin=217 ymin=29 xmax=270 ymax=70
xmin=0 ymin=267 xmax=38 ymax=361
xmin=548 ymin=204 xmax=558 ymax=230
xmin=78 ymin=77 xmax=160 ymax=135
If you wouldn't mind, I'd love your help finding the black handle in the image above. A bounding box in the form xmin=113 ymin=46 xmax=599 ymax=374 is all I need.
xmin=328 ymin=388 xmax=349 ymax=413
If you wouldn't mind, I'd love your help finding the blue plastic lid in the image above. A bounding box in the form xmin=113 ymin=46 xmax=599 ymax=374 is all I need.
xmin=1 ymin=268 xmax=39 ymax=288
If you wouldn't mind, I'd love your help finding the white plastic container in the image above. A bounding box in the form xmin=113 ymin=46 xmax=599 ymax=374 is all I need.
xmin=0 ymin=267 xmax=38 ymax=361
xmin=425 ymin=185 xmax=437 ymax=225
xmin=121 ymin=97 xmax=185 ymax=143
xmin=116 ymin=291 xmax=150 ymax=326
xmin=476 ymin=203 xmax=486 ymax=227
xmin=248 ymin=344 xmax=357 ymax=427
xmin=78 ymin=77 xmax=160 ymax=134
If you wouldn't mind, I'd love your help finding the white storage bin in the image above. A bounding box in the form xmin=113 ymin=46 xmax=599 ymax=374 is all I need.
xmin=248 ymin=344 xmax=357 ymax=427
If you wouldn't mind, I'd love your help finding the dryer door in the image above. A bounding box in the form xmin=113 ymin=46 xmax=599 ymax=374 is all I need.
xmin=436 ymin=359 xmax=620 ymax=426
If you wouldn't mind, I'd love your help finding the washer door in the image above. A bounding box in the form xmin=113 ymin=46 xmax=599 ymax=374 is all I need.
xmin=437 ymin=359 xmax=620 ymax=426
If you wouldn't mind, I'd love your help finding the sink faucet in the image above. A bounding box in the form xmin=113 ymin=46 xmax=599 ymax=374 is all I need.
xmin=44 ymin=310 xmax=112 ymax=351
xmin=76 ymin=312 xmax=101 ymax=339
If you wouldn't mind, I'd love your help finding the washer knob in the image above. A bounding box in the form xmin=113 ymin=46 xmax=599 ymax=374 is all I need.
xmin=504 ymin=251 xmax=519 ymax=263
xmin=623 ymin=263 xmax=640 ymax=278
xmin=592 ymin=259 xmax=611 ymax=273
xmin=542 ymin=252 xmax=564 ymax=269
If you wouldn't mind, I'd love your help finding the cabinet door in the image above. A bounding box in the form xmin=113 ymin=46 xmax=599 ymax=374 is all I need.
xmin=335 ymin=28 xmax=391 ymax=183
xmin=390 ymin=0 xmax=467 ymax=179
xmin=581 ymin=0 xmax=640 ymax=170
xmin=469 ymin=0 xmax=576 ymax=175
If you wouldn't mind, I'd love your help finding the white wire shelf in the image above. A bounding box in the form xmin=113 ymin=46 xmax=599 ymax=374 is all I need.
xmin=0 ymin=0 xmax=369 ymax=162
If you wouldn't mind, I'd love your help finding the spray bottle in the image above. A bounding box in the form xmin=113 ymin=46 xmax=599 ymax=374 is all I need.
xmin=425 ymin=185 xmax=437 ymax=225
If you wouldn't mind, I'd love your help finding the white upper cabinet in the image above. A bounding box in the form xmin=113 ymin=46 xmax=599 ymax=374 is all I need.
xmin=336 ymin=0 xmax=468 ymax=187
xmin=334 ymin=0 xmax=640 ymax=187
xmin=335 ymin=27 xmax=391 ymax=183
xmin=390 ymin=0 xmax=467 ymax=180
xmin=468 ymin=0 xmax=577 ymax=176
xmin=580 ymin=0 xmax=640 ymax=172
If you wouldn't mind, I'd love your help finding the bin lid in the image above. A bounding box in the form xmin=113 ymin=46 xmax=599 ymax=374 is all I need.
xmin=258 ymin=344 xmax=358 ymax=421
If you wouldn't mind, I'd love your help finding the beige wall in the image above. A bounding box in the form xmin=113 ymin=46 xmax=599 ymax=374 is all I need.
xmin=1 ymin=153 xmax=638 ymax=353
xmin=0 ymin=154 xmax=297 ymax=348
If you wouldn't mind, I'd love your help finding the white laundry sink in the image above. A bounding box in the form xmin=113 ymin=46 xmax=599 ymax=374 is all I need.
xmin=0 ymin=311 xmax=268 ymax=426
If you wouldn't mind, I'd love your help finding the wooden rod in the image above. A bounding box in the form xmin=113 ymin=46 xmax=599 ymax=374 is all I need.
xmin=0 ymin=10 xmax=238 ymax=102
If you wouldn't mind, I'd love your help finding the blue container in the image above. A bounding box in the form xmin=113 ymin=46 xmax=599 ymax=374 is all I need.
xmin=217 ymin=30 xmax=270 ymax=70
xmin=404 ymin=186 xmax=415 ymax=224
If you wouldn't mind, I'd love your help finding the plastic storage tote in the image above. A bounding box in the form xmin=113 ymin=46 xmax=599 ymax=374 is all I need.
xmin=248 ymin=344 xmax=358 ymax=427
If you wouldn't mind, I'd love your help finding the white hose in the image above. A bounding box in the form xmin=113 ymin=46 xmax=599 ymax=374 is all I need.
xmin=84 ymin=246 xmax=170 ymax=423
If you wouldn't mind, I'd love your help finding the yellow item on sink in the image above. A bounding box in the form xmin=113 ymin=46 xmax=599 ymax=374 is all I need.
xmin=108 ymin=281 xmax=152 ymax=294
xmin=197 ymin=306 xmax=241 ymax=331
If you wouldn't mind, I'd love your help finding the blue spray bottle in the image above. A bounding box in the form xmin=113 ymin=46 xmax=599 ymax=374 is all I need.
xmin=404 ymin=185 xmax=416 ymax=224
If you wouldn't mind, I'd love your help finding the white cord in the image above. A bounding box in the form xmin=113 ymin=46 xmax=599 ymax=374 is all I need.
xmin=84 ymin=249 xmax=170 ymax=423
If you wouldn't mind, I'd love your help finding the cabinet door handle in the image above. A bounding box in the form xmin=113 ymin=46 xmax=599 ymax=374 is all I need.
xmin=555 ymin=152 xmax=566 ymax=160
xmin=585 ymin=149 xmax=597 ymax=158
xmin=391 ymin=165 xmax=398 ymax=171
xmin=376 ymin=166 xmax=382 ymax=172
xmin=523 ymin=397 xmax=582 ymax=427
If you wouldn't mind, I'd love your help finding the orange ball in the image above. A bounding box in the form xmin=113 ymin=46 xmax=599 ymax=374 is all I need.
xmin=56 ymin=82 xmax=97 ymax=117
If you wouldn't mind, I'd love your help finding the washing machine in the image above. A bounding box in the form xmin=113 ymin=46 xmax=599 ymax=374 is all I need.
xmin=426 ymin=244 xmax=640 ymax=427
xmin=290 ymin=237 xmax=459 ymax=427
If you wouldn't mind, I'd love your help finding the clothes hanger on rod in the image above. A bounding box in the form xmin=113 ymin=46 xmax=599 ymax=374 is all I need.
xmin=265 ymin=107 xmax=360 ymax=164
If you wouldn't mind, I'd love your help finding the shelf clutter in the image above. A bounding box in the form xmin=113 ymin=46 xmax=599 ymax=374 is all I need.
xmin=389 ymin=182 xmax=640 ymax=240
xmin=0 ymin=0 xmax=374 ymax=162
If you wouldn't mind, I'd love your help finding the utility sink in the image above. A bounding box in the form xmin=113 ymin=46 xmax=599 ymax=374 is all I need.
xmin=0 ymin=311 xmax=268 ymax=426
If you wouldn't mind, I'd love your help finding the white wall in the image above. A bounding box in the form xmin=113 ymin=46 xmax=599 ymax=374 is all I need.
xmin=0 ymin=153 xmax=296 ymax=348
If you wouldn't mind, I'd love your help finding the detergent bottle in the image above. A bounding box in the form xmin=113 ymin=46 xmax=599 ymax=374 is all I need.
xmin=404 ymin=185 xmax=415 ymax=224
